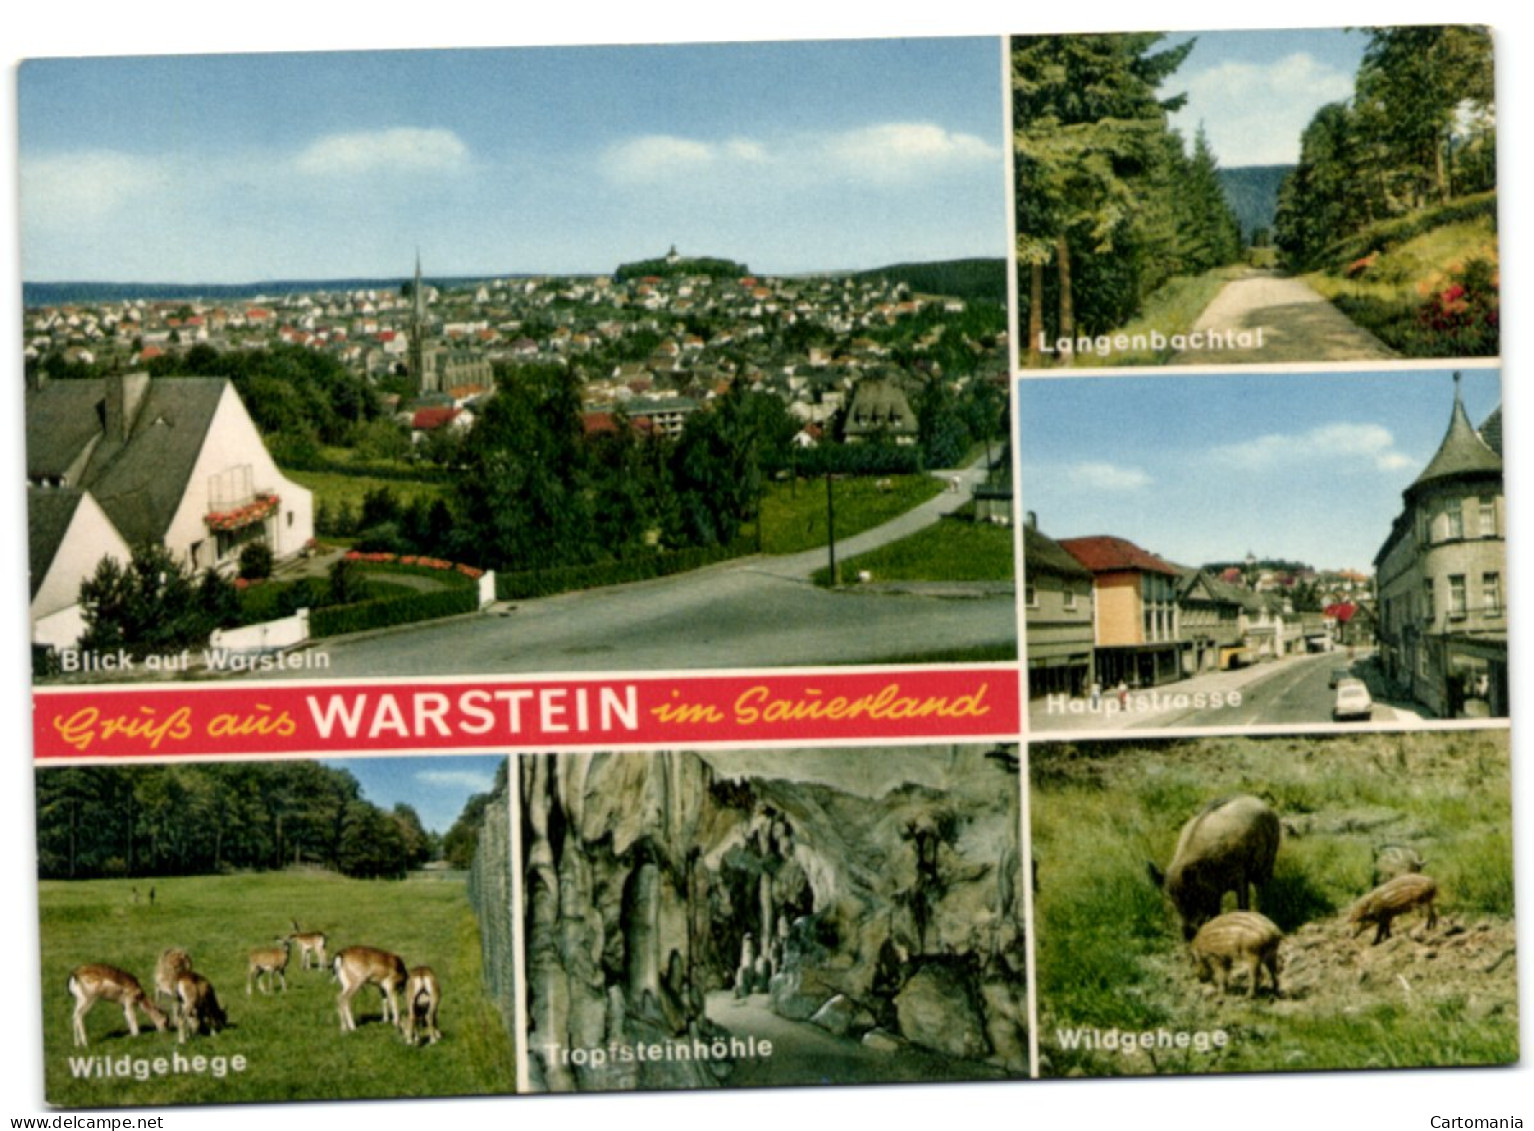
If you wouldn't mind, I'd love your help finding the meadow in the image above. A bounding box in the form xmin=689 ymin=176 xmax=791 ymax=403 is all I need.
xmin=754 ymin=473 xmax=945 ymax=555
xmin=812 ymin=518 xmax=1015 ymax=586
xmin=285 ymin=468 xmax=450 ymax=518
xmin=1031 ymin=730 xmax=1517 ymax=1077
xmin=41 ymin=870 xmax=516 ymax=1107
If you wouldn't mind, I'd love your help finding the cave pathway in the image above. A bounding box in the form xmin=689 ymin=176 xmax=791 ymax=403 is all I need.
xmin=704 ymin=990 xmax=1007 ymax=1087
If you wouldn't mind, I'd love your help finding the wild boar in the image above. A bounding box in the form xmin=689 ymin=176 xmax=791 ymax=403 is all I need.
xmin=1149 ymin=795 xmax=1281 ymax=940
xmin=1190 ymin=911 xmax=1283 ymax=999
xmin=1349 ymin=873 xmax=1438 ymax=944
xmin=1371 ymin=844 xmax=1426 ymax=887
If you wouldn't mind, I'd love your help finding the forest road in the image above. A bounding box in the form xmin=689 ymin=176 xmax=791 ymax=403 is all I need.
xmin=1171 ymin=270 xmax=1395 ymax=365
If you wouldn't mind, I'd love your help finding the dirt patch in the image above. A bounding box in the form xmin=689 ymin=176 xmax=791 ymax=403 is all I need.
xmin=1169 ymin=913 xmax=1517 ymax=1017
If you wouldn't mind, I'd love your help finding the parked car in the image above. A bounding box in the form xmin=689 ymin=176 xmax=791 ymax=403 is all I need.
xmin=1333 ymin=678 xmax=1374 ymax=721
xmin=1328 ymin=667 xmax=1352 ymax=688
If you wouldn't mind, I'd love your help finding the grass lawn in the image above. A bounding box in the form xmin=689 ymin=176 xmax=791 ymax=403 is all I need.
xmin=41 ymin=871 xmax=516 ymax=1106
xmin=754 ymin=474 xmax=945 ymax=555
xmin=1031 ymin=731 xmax=1517 ymax=1077
xmin=285 ymin=469 xmax=450 ymax=515
xmin=811 ymin=518 xmax=1015 ymax=586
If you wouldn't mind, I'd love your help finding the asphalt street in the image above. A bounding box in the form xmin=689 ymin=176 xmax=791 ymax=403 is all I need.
xmin=1030 ymin=649 xmax=1418 ymax=733
xmin=260 ymin=458 xmax=1015 ymax=679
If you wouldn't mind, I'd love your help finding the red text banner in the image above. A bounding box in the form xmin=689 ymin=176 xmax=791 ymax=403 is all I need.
xmin=33 ymin=668 xmax=1020 ymax=760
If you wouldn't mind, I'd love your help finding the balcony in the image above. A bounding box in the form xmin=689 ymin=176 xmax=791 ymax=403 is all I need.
xmin=206 ymin=492 xmax=280 ymax=532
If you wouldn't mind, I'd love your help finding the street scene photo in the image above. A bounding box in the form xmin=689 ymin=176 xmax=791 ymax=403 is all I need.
xmin=520 ymin=745 xmax=1027 ymax=1090
xmin=1013 ymin=27 xmax=1497 ymax=368
xmin=1018 ymin=366 xmax=1505 ymax=731
xmin=22 ymin=40 xmax=1015 ymax=683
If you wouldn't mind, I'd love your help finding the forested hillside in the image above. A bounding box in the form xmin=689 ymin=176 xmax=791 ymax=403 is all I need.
xmin=852 ymin=258 xmax=1007 ymax=304
xmin=1217 ymin=165 xmax=1292 ymax=243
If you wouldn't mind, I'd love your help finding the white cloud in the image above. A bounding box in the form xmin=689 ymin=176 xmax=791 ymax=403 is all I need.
xmin=21 ymin=150 xmax=168 ymax=228
xmin=815 ymin=123 xmax=998 ymax=182
xmin=1212 ymin=422 xmax=1411 ymax=472
xmin=416 ymin=770 xmax=494 ymax=792
xmin=1067 ymin=461 xmax=1152 ymax=490
xmin=293 ymin=127 xmax=469 ymax=177
xmin=602 ymin=122 xmax=998 ymax=187
xmin=603 ymin=135 xmax=720 ymax=183
xmin=1172 ymin=53 xmax=1355 ymax=166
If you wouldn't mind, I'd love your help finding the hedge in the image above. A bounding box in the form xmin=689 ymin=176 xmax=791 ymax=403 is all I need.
xmin=309 ymin=587 xmax=479 ymax=638
xmin=496 ymin=541 xmax=751 ymax=600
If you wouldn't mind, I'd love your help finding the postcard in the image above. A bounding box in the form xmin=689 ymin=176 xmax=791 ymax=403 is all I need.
xmin=15 ymin=23 xmax=1513 ymax=1110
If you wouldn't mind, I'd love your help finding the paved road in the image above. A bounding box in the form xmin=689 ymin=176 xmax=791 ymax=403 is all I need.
xmin=1031 ymin=650 xmax=1417 ymax=733
xmin=257 ymin=459 xmax=1014 ymax=679
xmin=1172 ymin=270 xmax=1395 ymax=365
xmin=1151 ymin=651 xmax=1410 ymax=729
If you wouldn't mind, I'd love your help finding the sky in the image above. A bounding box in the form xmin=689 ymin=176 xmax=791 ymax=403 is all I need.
xmin=17 ymin=39 xmax=1006 ymax=284
xmin=1162 ymin=28 xmax=1368 ymax=167
xmin=1016 ymin=366 xmax=1503 ymax=575
xmin=321 ymin=754 xmax=504 ymax=834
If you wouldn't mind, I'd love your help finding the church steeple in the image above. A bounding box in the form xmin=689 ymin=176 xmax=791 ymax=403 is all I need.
xmin=408 ymin=251 xmax=434 ymax=393
xmin=412 ymin=251 xmax=428 ymax=327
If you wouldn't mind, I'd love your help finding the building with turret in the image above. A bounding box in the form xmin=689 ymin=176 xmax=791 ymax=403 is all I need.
xmin=1373 ymin=375 xmax=1506 ymax=717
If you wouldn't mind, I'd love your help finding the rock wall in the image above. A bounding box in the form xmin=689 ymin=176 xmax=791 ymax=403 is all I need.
xmin=522 ymin=746 xmax=1026 ymax=1091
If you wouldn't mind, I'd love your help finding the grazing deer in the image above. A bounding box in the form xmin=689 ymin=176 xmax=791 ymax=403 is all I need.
xmin=287 ymin=921 xmax=328 ymax=971
xmin=153 ymin=947 xmax=193 ymax=1019
xmin=68 ymin=964 xmax=169 ymax=1047
xmin=402 ymin=966 xmax=441 ymax=1045
xmin=333 ymin=946 xmax=408 ymax=1033
xmin=247 ymin=937 xmax=291 ymax=996
xmin=174 ymin=970 xmax=228 ymax=1044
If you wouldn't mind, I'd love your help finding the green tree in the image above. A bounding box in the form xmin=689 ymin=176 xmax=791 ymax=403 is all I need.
xmin=78 ymin=545 xmax=239 ymax=659
xmin=1355 ymin=26 xmax=1495 ymax=209
xmin=1274 ymin=102 xmax=1376 ymax=268
xmin=442 ymin=792 xmax=492 ymax=871
xmin=351 ymin=417 xmax=413 ymax=464
xmin=1013 ymin=32 xmax=1198 ymax=350
xmin=451 ymin=364 xmax=597 ymax=570
xmin=1173 ymin=126 xmax=1243 ymax=272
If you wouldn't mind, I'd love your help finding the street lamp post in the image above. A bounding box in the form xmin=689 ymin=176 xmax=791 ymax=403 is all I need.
xmin=825 ymin=470 xmax=837 ymax=586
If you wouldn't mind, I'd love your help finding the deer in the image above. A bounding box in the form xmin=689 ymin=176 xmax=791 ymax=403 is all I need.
xmin=153 ymin=947 xmax=193 ymax=1020
xmin=402 ymin=966 xmax=441 ymax=1046
xmin=287 ymin=921 xmax=328 ymax=972
xmin=174 ymin=969 xmax=228 ymax=1044
xmin=333 ymin=945 xmax=408 ymax=1033
xmin=68 ymin=964 xmax=169 ymax=1047
xmin=247 ymin=937 xmax=291 ymax=996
